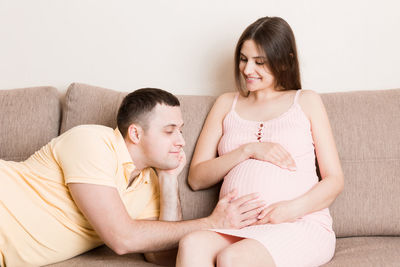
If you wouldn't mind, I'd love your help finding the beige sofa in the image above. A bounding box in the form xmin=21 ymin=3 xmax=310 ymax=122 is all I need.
xmin=1 ymin=83 xmax=399 ymax=266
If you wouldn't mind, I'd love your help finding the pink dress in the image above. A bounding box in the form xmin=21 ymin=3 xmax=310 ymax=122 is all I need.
xmin=213 ymin=90 xmax=336 ymax=267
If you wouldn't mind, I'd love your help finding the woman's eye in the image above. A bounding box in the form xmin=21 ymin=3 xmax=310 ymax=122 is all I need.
xmin=240 ymin=57 xmax=247 ymax=62
xmin=256 ymin=61 xmax=265 ymax=65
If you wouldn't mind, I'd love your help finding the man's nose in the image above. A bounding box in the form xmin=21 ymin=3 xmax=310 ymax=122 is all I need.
xmin=176 ymin=132 xmax=185 ymax=147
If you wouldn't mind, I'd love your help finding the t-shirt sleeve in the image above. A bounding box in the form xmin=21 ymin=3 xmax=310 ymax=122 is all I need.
xmin=136 ymin=168 xmax=160 ymax=220
xmin=53 ymin=127 xmax=118 ymax=187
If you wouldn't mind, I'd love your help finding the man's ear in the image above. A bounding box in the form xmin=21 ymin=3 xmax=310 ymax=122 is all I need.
xmin=127 ymin=124 xmax=143 ymax=144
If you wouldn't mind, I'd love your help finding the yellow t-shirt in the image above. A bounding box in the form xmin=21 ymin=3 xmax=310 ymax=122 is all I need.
xmin=0 ymin=125 xmax=160 ymax=267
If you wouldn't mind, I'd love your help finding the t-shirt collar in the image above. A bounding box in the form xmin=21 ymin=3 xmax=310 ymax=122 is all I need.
xmin=114 ymin=127 xmax=134 ymax=165
xmin=114 ymin=127 xmax=151 ymax=185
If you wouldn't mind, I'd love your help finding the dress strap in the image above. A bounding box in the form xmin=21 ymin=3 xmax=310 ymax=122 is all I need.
xmin=231 ymin=93 xmax=239 ymax=111
xmin=293 ymin=89 xmax=302 ymax=104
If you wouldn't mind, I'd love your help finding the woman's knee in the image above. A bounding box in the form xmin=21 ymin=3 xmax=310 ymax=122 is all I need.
xmin=178 ymin=230 xmax=212 ymax=253
xmin=216 ymin=246 xmax=237 ymax=267
xmin=216 ymin=239 xmax=276 ymax=267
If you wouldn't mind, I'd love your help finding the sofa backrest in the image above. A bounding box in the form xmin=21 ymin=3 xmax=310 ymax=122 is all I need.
xmin=2 ymin=83 xmax=398 ymax=238
xmin=61 ymin=83 xmax=400 ymax=238
xmin=0 ymin=86 xmax=61 ymax=161
xmin=321 ymin=89 xmax=400 ymax=237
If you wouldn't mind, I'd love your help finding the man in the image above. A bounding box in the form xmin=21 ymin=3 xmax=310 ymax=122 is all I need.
xmin=0 ymin=88 xmax=264 ymax=267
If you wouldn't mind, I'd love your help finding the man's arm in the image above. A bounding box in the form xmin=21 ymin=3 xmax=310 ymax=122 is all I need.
xmin=143 ymin=170 xmax=182 ymax=266
xmin=68 ymin=182 xmax=263 ymax=255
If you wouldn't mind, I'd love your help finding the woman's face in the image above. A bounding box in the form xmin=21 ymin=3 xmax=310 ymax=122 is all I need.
xmin=239 ymin=40 xmax=275 ymax=92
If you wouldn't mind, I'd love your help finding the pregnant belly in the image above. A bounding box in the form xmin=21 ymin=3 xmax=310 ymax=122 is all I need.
xmin=220 ymin=159 xmax=318 ymax=205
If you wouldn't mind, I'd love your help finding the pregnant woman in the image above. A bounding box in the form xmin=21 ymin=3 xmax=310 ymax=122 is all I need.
xmin=176 ymin=16 xmax=344 ymax=267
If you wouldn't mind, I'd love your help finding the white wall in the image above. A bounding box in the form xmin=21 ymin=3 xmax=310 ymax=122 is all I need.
xmin=0 ymin=0 xmax=399 ymax=95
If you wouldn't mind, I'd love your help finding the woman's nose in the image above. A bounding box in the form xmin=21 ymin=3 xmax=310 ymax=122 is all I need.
xmin=243 ymin=61 xmax=254 ymax=75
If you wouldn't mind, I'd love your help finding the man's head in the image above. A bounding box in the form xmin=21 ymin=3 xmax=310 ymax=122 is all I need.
xmin=117 ymin=88 xmax=181 ymax=136
xmin=117 ymin=88 xmax=185 ymax=170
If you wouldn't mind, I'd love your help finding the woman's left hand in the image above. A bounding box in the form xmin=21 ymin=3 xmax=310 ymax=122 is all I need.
xmin=251 ymin=200 xmax=302 ymax=225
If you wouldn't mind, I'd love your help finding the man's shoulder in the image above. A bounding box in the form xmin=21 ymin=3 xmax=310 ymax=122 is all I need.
xmin=54 ymin=125 xmax=116 ymax=150
xmin=63 ymin=124 xmax=114 ymax=136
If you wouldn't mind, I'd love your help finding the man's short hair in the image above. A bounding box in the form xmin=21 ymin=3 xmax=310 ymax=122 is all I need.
xmin=117 ymin=88 xmax=180 ymax=137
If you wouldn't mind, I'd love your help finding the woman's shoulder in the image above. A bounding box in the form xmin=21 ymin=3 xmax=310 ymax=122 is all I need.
xmin=298 ymin=89 xmax=322 ymax=104
xmin=206 ymin=92 xmax=238 ymax=120
xmin=216 ymin=92 xmax=237 ymax=103
xmin=298 ymin=90 xmax=324 ymax=119
xmin=213 ymin=92 xmax=237 ymax=109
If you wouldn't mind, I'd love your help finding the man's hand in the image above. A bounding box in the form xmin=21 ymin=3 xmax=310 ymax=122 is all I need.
xmin=144 ymin=150 xmax=186 ymax=266
xmin=207 ymin=189 xmax=266 ymax=229
xmin=252 ymin=199 xmax=301 ymax=225
xmin=156 ymin=149 xmax=186 ymax=178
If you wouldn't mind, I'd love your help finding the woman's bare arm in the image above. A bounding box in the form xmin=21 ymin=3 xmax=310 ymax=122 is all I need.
xmin=188 ymin=93 xmax=250 ymax=190
xmin=294 ymin=90 xmax=344 ymax=214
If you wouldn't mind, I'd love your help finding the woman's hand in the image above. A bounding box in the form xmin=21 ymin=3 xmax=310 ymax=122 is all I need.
xmin=244 ymin=142 xmax=297 ymax=171
xmin=251 ymin=199 xmax=302 ymax=225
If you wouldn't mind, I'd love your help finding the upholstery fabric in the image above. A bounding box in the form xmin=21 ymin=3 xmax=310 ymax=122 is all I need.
xmin=47 ymin=245 xmax=156 ymax=267
xmin=3 ymin=83 xmax=395 ymax=266
xmin=321 ymin=89 xmax=400 ymax=237
xmin=60 ymin=83 xmax=127 ymax=133
xmin=0 ymin=86 xmax=60 ymax=161
xmin=61 ymin=84 xmax=400 ymax=237
xmin=324 ymin=236 xmax=400 ymax=266
xmin=47 ymin=236 xmax=400 ymax=267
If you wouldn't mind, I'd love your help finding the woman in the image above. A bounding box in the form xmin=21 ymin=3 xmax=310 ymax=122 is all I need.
xmin=176 ymin=16 xmax=344 ymax=267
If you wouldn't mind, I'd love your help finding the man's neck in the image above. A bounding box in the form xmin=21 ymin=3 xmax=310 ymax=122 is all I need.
xmin=124 ymin=139 xmax=148 ymax=172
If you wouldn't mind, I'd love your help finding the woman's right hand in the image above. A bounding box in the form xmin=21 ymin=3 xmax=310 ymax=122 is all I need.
xmin=244 ymin=142 xmax=297 ymax=171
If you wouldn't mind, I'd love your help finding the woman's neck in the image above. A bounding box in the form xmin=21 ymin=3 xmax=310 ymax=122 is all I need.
xmin=249 ymin=87 xmax=285 ymax=102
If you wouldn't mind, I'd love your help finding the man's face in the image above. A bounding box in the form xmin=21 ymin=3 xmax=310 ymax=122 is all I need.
xmin=140 ymin=104 xmax=185 ymax=170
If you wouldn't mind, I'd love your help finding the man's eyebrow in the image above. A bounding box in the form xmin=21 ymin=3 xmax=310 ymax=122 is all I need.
xmin=163 ymin=123 xmax=184 ymax=128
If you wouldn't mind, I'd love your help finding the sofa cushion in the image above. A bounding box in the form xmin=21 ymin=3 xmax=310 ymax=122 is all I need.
xmin=324 ymin=236 xmax=400 ymax=266
xmin=47 ymin=237 xmax=400 ymax=267
xmin=46 ymin=245 xmax=157 ymax=267
xmin=0 ymin=86 xmax=60 ymax=161
xmin=322 ymin=89 xmax=400 ymax=237
xmin=60 ymin=83 xmax=127 ymax=133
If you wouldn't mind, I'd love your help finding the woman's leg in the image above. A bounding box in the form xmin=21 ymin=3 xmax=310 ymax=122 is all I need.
xmin=216 ymin=238 xmax=276 ymax=267
xmin=176 ymin=230 xmax=242 ymax=267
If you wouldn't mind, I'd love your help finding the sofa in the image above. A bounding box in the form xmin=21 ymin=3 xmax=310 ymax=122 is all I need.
xmin=1 ymin=83 xmax=399 ymax=267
